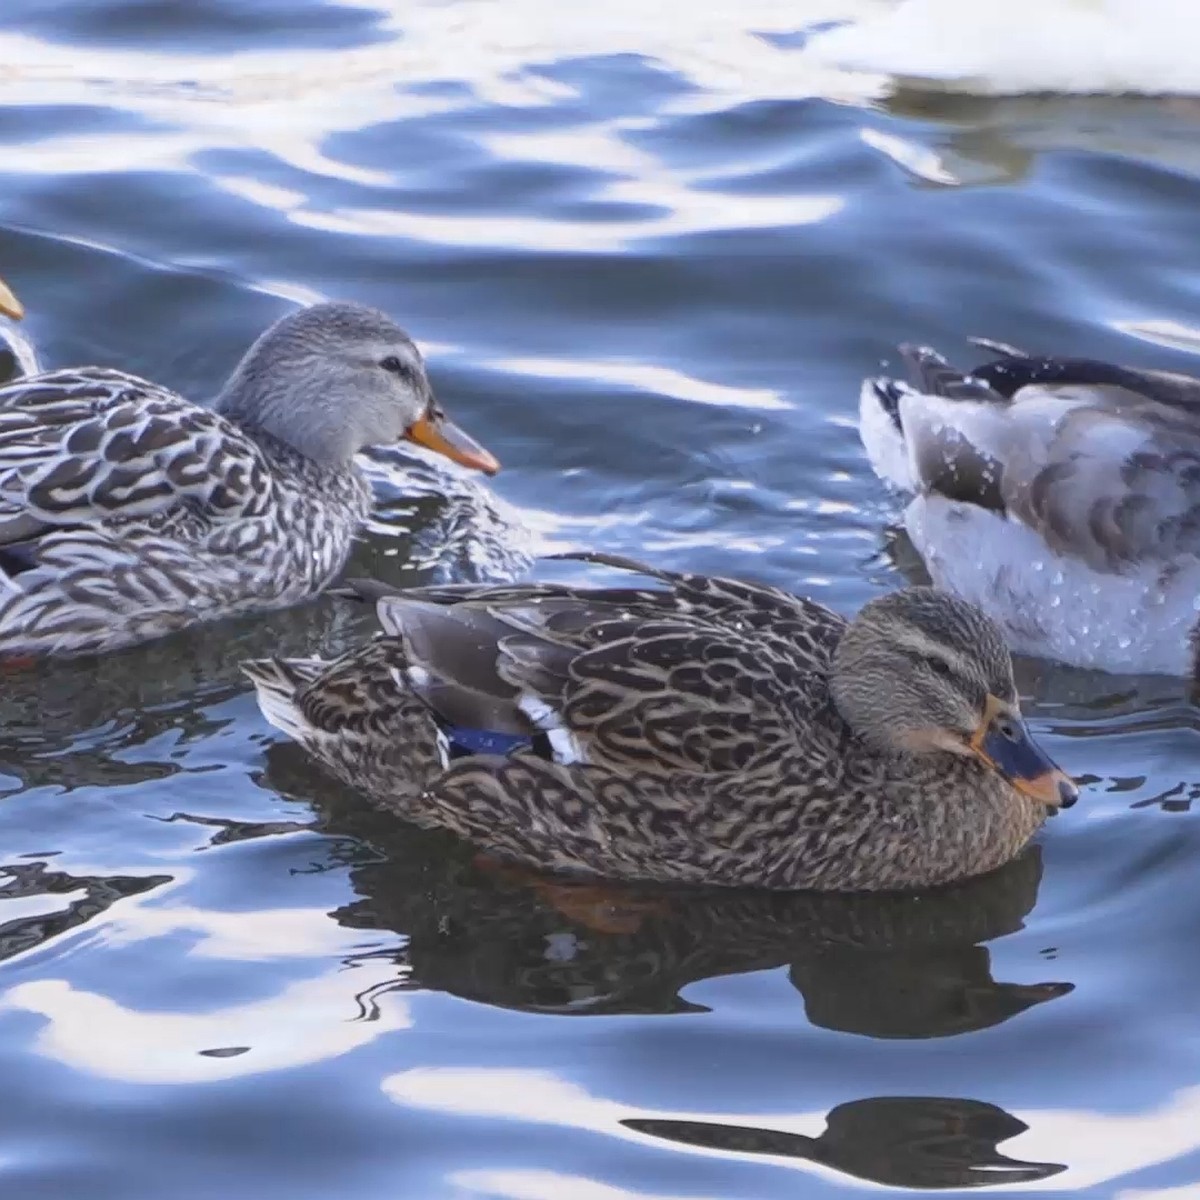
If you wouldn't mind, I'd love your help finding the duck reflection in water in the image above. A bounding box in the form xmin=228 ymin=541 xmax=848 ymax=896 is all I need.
xmin=625 ymin=1096 xmax=1065 ymax=1190
xmin=265 ymin=744 xmax=1071 ymax=1035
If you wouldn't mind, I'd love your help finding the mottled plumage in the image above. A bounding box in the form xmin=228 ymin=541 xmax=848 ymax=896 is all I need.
xmin=861 ymin=338 xmax=1200 ymax=675
xmin=244 ymin=553 xmax=1077 ymax=892
xmin=0 ymin=301 xmax=497 ymax=657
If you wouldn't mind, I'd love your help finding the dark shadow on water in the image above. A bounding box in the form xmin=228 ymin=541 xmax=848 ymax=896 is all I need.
xmin=624 ymin=1096 xmax=1065 ymax=1189
xmin=0 ymin=860 xmax=170 ymax=962
xmin=261 ymin=741 xmax=1072 ymax=1037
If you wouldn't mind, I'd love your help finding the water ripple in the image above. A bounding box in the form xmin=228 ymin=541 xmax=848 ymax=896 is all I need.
xmin=0 ymin=1 xmax=1197 ymax=1198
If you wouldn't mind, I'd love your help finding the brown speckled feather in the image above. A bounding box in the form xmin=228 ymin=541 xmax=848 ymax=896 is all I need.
xmin=0 ymin=366 xmax=371 ymax=657
xmin=0 ymin=301 xmax=479 ymax=658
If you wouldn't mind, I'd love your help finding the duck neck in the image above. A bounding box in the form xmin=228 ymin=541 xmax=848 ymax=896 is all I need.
xmin=214 ymin=365 xmax=359 ymax=468
xmin=831 ymin=748 xmax=1047 ymax=891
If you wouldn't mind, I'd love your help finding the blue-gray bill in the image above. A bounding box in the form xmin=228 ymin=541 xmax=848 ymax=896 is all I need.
xmin=975 ymin=707 xmax=1078 ymax=809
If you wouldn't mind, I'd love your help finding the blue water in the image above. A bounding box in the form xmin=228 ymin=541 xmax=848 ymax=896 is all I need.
xmin=0 ymin=3 xmax=1198 ymax=1197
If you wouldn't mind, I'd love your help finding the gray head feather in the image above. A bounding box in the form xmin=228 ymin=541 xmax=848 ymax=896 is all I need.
xmin=830 ymin=587 xmax=1017 ymax=754
xmin=214 ymin=302 xmax=434 ymax=465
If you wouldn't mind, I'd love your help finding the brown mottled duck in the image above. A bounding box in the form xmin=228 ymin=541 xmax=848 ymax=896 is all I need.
xmin=0 ymin=299 xmax=498 ymax=658
xmin=243 ymin=553 xmax=1078 ymax=891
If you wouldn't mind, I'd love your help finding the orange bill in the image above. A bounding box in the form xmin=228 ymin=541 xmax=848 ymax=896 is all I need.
xmin=406 ymin=411 xmax=499 ymax=475
xmin=969 ymin=693 xmax=1078 ymax=808
xmin=0 ymin=278 xmax=23 ymax=322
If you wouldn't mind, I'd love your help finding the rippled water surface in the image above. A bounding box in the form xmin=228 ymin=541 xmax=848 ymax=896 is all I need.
xmin=2 ymin=2 xmax=1200 ymax=1197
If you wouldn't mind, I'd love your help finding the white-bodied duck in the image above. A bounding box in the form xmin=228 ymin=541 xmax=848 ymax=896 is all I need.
xmin=860 ymin=337 xmax=1200 ymax=677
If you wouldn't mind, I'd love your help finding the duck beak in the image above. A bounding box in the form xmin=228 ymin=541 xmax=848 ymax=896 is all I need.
xmin=0 ymin=278 xmax=23 ymax=322
xmin=405 ymin=408 xmax=500 ymax=476
xmin=969 ymin=694 xmax=1078 ymax=809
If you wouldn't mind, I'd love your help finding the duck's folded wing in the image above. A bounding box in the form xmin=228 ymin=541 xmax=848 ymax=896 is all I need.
xmin=0 ymin=368 xmax=272 ymax=543
xmin=963 ymin=340 xmax=1200 ymax=420
xmin=532 ymin=615 xmax=819 ymax=776
xmin=895 ymin=378 xmax=1200 ymax=574
xmin=370 ymin=578 xmax=830 ymax=778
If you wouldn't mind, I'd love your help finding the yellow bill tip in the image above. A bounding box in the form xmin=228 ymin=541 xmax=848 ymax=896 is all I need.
xmin=0 ymin=278 xmax=24 ymax=322
xmin=1012 ymin=768 xmax=1078 ymax=809
xmin=970 ymin=694 xmax=1078 ymax=809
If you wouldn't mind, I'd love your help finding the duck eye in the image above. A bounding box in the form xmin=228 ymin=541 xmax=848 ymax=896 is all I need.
xmin=996 ymin=718 xmax=1019 ymax=742
xmin=380 ymin=355 xmax=408 ymax=376
xmin=927 ymin=657 xmax=953 ymax=679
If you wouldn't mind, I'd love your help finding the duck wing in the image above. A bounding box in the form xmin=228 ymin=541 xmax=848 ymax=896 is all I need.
xmin=342 ymin=554 xmax=846 ymax=778
xmin=963 ymin=338 xmax=1200 ymax=418
xmin=0 ymin=367 xmax=274 ymax=549
xmin=872 ymin=344 xmax=1200 ymax=574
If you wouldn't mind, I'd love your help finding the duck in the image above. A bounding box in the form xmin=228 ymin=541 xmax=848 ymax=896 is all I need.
xmin=0 ymin=298 xmax=499 ymax=659
xmin=806 ymin=0 xmax=1198 ymax=97
xmin=860 ymin=338 xmax=1200 ymax=677
xmin=242 ymin=552 xmax=1078 ymax=892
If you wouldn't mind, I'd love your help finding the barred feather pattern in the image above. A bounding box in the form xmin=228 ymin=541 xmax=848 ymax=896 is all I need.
xmin=245 ymin=557 xmax=1046 ymax=892
xmin=0 ymin=368 xmax=372 ymax=656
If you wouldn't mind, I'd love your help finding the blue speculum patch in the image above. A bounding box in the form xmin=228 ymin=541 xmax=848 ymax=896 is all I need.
xmin=445 ymin=726 xmax=532 ymax=758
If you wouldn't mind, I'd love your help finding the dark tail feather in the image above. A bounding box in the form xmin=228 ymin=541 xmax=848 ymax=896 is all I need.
xmin=898 ymin=343 xmax=1001 ymax=401
xmin=543 ymin=550 xmax=679 ymax=585
xmin=869 ymin=377 xmax=907 ymax=430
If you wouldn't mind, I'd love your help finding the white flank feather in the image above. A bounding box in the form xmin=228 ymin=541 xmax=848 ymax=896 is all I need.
xmin=902 ymin=495 xmax=1199 ymax=675
xmin=858 ymin=379 xmax=915 ymax=491
xmin=516 ymin=693 xmax=587 ymax=765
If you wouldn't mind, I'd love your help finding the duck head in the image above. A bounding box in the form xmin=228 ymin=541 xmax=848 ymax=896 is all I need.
xmin=215 ymin=301 xmax=499 ymax=473
xmin=831 ymin=587 xmax=1077 ymax=809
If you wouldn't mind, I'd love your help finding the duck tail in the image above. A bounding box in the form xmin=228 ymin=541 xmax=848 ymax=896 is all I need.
xmin=861 ymin=344 xmax=985 ymax=440
xmin=860 ymin=343 xmax=1002 ymax=494
xmin=858 ymin=373 xmax=916 ymax=493
xmin=896 ymin=343 xmax=999 ymax=401
xmin=241 ymin=657 xmax=329 ymax=742
xmin=542 ymin=550 xmax=676 ymax=584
